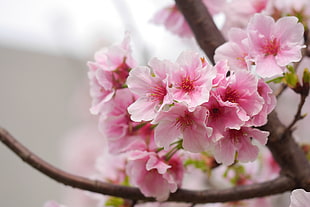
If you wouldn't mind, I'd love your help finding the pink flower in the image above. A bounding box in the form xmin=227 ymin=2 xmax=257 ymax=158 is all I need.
xmin=212 ymin=60 xmax=230 ymax=87
xmin=215 ymin=70 xmax=264 ymax=122
xmin=87 ymin=33 xmax=136 ymax=114
xmin=98 ymin=88 xmax=147 ymax=154
xmin=169 ymin=51 xmax=216 ymax=111
xmin=203 ymin=94 xmax=245 ymax=141
xmin=127 ymin=58 xmax=175 ymax=122
xmin=153 ymin=103 xmax=212 ymax=153
xmin=290 ymin=189 xmax=310 ymax=207
xmin=248 ymin=79 xmax=276 ymax=126
xmin=247 ymin=14 xmax=304 ymax=77
xmin=214 ymin=28 xmax=251 ymax=72
xmin=212 ymin=127 xmax=269 ymax=165
xmin=99 ymin=88 xmax=135 ymax=141
xmin=126 ymin=151 xmax=184 ymax=201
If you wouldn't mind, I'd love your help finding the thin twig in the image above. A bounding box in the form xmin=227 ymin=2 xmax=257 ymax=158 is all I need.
xmin=285 ymin=94 xmax=307 ymax=135
xmin=0 ymin=127 xmax=297 ymax=203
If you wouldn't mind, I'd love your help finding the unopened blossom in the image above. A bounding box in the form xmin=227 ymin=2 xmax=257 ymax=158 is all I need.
xmin=212 ymin=127 xmax=269 ymax=165
xmin=247 ymin=14 xmax=304 ymax=77
xmin=127 ymin=58 xmax=175 ymax=122
xmin=169 ymin=51 xmax=216 ymax=111
xmin=87 ymin=33 xmax=136 ymax=114
xmin=289 ymin=189 xmax=310 ymax=207
xmin=153 ymin=103 xmax=212 ymax=153
xmin=126 ymin=150 xmax=184 ymax=201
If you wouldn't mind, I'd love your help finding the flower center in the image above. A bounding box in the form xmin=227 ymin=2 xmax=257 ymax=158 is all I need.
xmin=262 ymin=38 xmax=280 ymax=56
xmin=223 ymin=87 xmax=240 ymax=103
xmin=112 ymin=59 xmax=130 ymax=88
xmin=228 ymin=129 xmax=243 ymax=144
xmin=209 ymin=107 xmax=221 ymax=121
xmin=175 ymin=112 xmax=193 ymax=131
xmin=180 ymin=76 xmax=195 ymax=93
xmin=149 ymin=85 xmax=167 ymax=102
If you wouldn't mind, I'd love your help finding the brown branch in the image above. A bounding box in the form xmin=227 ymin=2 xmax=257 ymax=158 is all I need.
xmin=0 ymin=127 xmax=297 ymax=203
xmin=175 ymin=0 xmax=225 ymax=64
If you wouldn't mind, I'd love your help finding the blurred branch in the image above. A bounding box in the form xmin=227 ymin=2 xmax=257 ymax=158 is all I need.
xmin=0 ymin=127 xmax=297 ymax=203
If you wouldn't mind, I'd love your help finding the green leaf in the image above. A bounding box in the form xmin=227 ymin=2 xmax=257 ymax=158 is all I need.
xmin=105 ymin=197 xmax=124 ymax=207
xmin=284 ymin=72 xmax=299 ymax=88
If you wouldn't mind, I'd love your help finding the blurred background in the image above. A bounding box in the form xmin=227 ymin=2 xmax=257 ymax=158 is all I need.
xmin=0 ymin=0 xmax=201 ymax=206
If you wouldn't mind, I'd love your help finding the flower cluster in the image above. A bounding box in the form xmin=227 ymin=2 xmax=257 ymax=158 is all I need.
xmin=86 ymin=16 xmax=280 ymax=198
xmin=215 ymin=14 xmax=304 ymax=78
xmin=128 ymin=50 xmax=274 ymax=165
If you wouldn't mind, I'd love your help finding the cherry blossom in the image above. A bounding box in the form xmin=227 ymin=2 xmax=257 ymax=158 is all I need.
xmin=127 ymin=58 xmax=175 ymax=122
xmin=215 ymin=70 xmax=264 ymax=121
xmin=126 ymin=150 xmax=184 ymax=201
xmin=248 ymin=79 xmax=276 ymax=126
xmin=98 ymin=88 xmax=147 ymax=154
xmin=203 ymin=94 xmax=245 ymax=141
xmin=214 ymin=28 xmax=250 ymax=72
xmin=87 ymin=33 xmax=136 ymax=114
xmin=153 ymin=103 xmax=212 ymax=153
xmin=212 ymin=127 xmax=269 ymax=165
xmin=247 ymin=14 xmax=304 ymax=77
xmin=169 ymin=51 xmax=216 ymax=111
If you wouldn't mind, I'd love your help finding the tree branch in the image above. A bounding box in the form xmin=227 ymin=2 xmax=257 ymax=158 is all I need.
xmin=175 ymin=0 xmax=225 ymax=64
xmin=0 ymin=127 xmax=297 ymax=203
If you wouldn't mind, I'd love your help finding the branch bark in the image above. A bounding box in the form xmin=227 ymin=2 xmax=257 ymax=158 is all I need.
xmin=0 ymin=127 xmax=297 ymax=203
